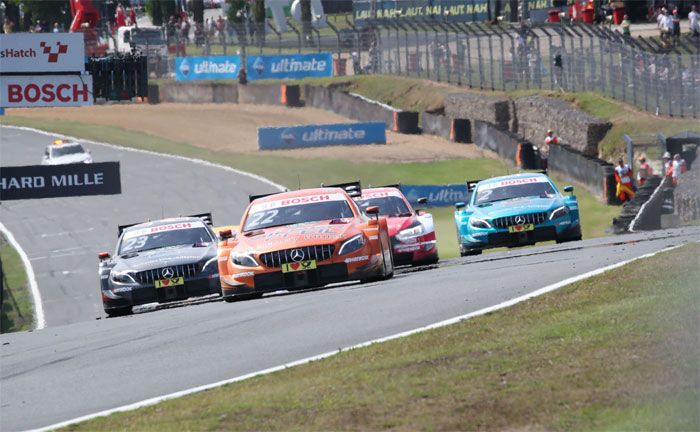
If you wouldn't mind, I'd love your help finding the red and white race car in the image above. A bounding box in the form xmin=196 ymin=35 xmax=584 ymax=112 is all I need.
xmin=354 ymin=185 xmax=439 ymax=266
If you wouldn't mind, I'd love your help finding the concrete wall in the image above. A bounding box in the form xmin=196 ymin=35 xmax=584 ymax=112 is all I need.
xmin=158 ymin=82 xmax=239 ymax=103
xmin=444 ymin=93 xmax=511 ymax=130
xmin=514 ymin=96 xmax=612 ymax=156
xmin=237 ymin=83 xmax=281 ymax=105
xmin=421 ymin=112 xmax=471 ymax=143
xmin=473 ymin=121 xmax=537 ymax=169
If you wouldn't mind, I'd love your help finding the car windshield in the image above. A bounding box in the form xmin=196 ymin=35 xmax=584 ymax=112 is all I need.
xmin=475 ymin=181 xmax=556 ymax=205
xmin=51 ymin=144 xmax=85 ymax=157
xmin=132 ymin=28 xmax=165 ymax=45
xmin=119 ymin=226 xmax=212 ymax=255
xmin=244 ymin=200 xmax=355 ymax=231
xmin=356 ymin=196 xmax=411 ymax=217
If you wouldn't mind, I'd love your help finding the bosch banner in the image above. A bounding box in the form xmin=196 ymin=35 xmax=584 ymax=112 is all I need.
xmin=0 ymin=33 xmax=85 ymax=73
xmin=399 ymin=184 xmax=470 ymax=208
xmin=247 ymin=53 xmax=333 ymax=81
xmin=0 ymin=162 xmax=121 ymax=200
xmin=0 ymin=75 xmax=93 ymax=108
xmin=353 ymin=0 xmax=490 ymax=22
xmin=258 ymin=122 xmax=386 ymax=150
xmin=175 ymin=56 xmax=241 ymax=81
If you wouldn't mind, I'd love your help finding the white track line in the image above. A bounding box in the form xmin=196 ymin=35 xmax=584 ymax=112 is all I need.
xmin=0 ymin=125 xmax=286 ymax=333
xmin=28 ymin=242 xmax=690 ymax=432
xmin=0 ymin=221 xmax=45 ymax=330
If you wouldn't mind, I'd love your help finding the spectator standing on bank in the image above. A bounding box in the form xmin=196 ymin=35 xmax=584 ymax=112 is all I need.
xmin=690 ymin=5 xmax=699 ymax=37
xmin=621 ymin=14 xmax=631 ymax=36
xmin=672 ymin=9 xmax=681 ymax=43
xmin=3 ymin=17 xmax=14 ymax=33
xmin=238 ymin=66 xmax=247 ymax=85
xmin=52 ymin=22 xmax=60 ymax=33
xmin=615 ymin=158 xmax=635 ymax=202
xmin=637 ymin=155 xmax=653 ymax=186
xmin=538 ymin=130 xmax=558 ymax=170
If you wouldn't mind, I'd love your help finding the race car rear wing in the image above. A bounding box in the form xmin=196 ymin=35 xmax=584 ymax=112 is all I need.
xmin=466 ymin=170 xmax=548 ymax=192
xmin=249 ymin=191 xmax=284 ymax=203
xmin=321 ymin=181 xmax=362 ymax=198
xmin=117 ymin=212 xmax=214 ymax=237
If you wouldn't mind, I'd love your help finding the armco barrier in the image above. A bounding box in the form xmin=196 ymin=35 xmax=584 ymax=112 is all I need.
xmin=473 ymin=121 xmax=537 ymax=169
xmin=548 ymin=143 xmax=616 ymax=203
xmin=399 ymin=184 xmax=470 ymax=208
xmin=258 ymin=122 xmax=386 ymax=150
xmin=421 ymin=112 xmax=471 ymax=143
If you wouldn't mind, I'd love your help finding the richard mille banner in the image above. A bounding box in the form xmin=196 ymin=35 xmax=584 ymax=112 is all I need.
xmin=0 ymin=162 xmax=121 ymax=200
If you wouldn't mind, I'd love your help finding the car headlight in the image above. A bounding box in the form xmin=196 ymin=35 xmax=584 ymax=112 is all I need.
xmin=396 ymin=225 xmax=425 ymax=242
xmin=469 ymin=217 xmax=492 ymax=229
xmin=549 ymin=206 xmax=570 ymax=220
xmin=201 ymin=256 xmax=218 ymax=271
xmin=338 ymin=234 xmax=366 ymax=255
xmin=110 ymin=270 xmax=137 ymax=284
xmin=231 ymin=252 xmax=259 ymax=267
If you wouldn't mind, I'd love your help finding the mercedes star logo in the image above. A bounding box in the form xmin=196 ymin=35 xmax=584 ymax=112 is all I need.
xmin=515 ymin=215 xmax=526 ymax=225
xmin=290 ymin=249 xmax=305 ymax=262
xmin=161 ymin=267 xmax=175 ymax=279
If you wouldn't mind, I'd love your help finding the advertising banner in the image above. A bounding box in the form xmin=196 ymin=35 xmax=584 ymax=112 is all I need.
xmin=247 ymin=53 xmax=333 ymax=81
xmin=0 ymin=33 xmax=85 ymax=73
xmin=0 ymin=75 xmax=93 ymax=108
xmin=399 ymin=184 xmax=470 ymax=208
xmin=0 ymin=162 xmax=121 ymax=200
xmin=175 ymin=56 xmax=241 ymax=81
xmin=353 ymin=0 xmax=490 ymax=22
xmin=258 ymin=122 xmax=386 ymax=150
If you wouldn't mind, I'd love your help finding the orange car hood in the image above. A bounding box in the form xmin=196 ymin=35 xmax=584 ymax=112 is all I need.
xmin=235 ymin=221 xmax=362 ymax=252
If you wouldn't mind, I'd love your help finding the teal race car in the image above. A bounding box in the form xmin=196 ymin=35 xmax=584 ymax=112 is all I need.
xmin=454 ymin=173 xmax=582 ymax=256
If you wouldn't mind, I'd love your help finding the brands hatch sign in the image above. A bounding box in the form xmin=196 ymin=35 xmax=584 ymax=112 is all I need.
xmin=0 ymin=33 xmax=85 ymax=73
xmin=0 ymin=162 xmax=121 ymax=200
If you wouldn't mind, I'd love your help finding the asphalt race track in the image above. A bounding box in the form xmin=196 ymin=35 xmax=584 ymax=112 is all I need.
xmin=0 ymin=126 xmax=281 ymax=327
xmin=1 ymin=127 xmax=699 ymax=431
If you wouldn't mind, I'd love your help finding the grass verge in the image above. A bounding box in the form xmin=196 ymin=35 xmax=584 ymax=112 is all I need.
xmin=0 ymin=117 xmax=615 ymax=257
xmin=0 ymin=234 xmax=33 ymax=333
xmin=63 ymin=242 xmax=700 ymax=431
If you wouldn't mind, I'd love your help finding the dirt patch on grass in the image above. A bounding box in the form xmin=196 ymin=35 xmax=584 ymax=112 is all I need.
xmin=7 ymin=103 xmax=490 ymax=163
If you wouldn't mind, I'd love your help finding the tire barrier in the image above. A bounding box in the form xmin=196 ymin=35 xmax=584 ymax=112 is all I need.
xmin=421 ymin=112 xmax=471 ymax=143
xmin=473 ymin=121 xmax=538 ymax=170
xmin=280 ymin=85 xmax=302 ymax=107
xmin=86 ymin=54 xmax=148 ymax=101
xmin=613 ymin=176 xmax=666 ymax=233
xmin=548 ymin=143 xmax=617 ymax=203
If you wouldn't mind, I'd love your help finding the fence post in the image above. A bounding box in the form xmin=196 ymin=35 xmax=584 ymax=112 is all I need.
xmin=676 ymin=53 xmax=683 ymax=118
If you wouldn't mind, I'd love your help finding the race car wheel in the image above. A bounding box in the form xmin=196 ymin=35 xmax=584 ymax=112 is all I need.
xmin=105 ymin=306 xmax=132 ymax=317
xmin=224 ymin=293 xmax=263 ymax=302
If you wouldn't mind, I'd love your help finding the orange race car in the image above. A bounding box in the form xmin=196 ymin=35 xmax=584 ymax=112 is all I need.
xmin=217 ymin=187 xmax=394 ymax=301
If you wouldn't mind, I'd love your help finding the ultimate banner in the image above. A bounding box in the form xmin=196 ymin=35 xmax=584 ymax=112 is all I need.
xmin=0 ymin=162 xmax=121 ymax=200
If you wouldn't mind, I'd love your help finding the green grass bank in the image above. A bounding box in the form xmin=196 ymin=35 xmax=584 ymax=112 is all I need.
xmin=0 ymin=234 xmax=33 ymax=333
xmin=63 ymin=242 xmax=700 ymax=431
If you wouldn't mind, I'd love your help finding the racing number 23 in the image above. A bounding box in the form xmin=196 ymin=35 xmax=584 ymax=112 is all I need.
xmin=121 ymin=236 xmax=147 ymax=252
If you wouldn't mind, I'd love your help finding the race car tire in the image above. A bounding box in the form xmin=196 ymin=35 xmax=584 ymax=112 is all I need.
xmin=105 ymin=306 xmax=132 ymax=317
xmin=556 ymin=226 xmax=583 ymax=244
xmin=362 ymin=246 xmax=394 ymax=283
xmin=224 ymin=292 xmax=263 ymax=302
xmin=460 ymin=249 xmax=482 ymax=257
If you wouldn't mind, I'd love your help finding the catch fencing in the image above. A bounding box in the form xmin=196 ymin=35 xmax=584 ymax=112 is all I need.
xmin=150 ymin=19 xmax=700 ymax=118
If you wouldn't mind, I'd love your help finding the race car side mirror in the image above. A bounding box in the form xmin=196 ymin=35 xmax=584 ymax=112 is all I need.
xmin=219 ymin=229 xmax=233 ymax=240
xmin=564 ymin=186 xmax=574 ymax=193
xmin=365 ymin=206 xmax=379 ymax=216
xmin=455 ymin=202 xmax=466 ymax=210
xmin=417 ymin=197 xmax=428 ymax=205
xmin=98 ymin=252 xmax=111 ymax=261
